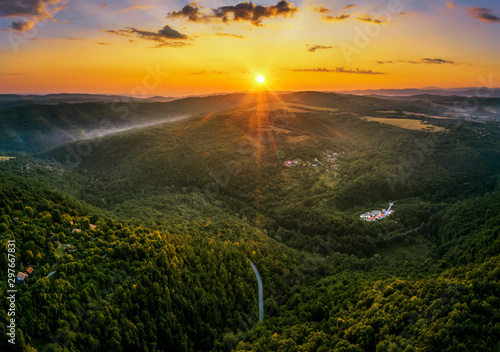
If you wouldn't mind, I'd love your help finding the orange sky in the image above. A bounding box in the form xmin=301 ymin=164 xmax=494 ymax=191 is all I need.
xmin=1 ymin=0 xmax=499 ymax=95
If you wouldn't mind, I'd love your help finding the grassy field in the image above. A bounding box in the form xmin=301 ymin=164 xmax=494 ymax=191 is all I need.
xmin=289 ymin=103 xmax=339 ymax=112
xmin=0 ymin=156 xmax=15 ymax=161
xmin=361 ymin=116 xmax=446 ymax=132
xmin=247 ymin=102 xmax=339 ymax=113
xmin=402 ymin=111 xmax=455 ymax=119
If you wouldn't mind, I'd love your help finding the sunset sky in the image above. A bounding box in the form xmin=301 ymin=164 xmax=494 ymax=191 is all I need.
xmin=1 ymin=0 xmax=499 ymax=96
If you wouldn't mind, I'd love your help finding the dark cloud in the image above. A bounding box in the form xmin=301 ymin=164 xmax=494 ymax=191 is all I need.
xmin=101 ymin=29 xmax=131 ymax=37
xmin=166 ymin=1 xmax=298 ymax=26
xmin=97 ymin=42 xmax=111 ymax=45
xmin=292 ymin=67 xmax=384 ymax=74
xmin=213 ymin=1 xmax=298 ymax=26
xmin=103 ymin=25 xmax=191 ymax=47
xmin=1 ymin=0 xmax=67 ymax=31
xmin=0 ymin=0 xmax=66 ymax=18
xmin=167 ymin=3 xmax=210 ymax=22
xmin=468 ymin=7 xmax=500 ymax=23
xmin=128 ymin=25 xmax=189 ymax=41
xmin=215 ymin=32 xmax=246 ymax=38
xmin=376 ymin=58 xmax=457 ymax=65
xmin=357 ymin=16 xmax=386 ymax=24
xmin=343 ymin=4 xmax=356 ymax=10
xmin=10 ymin=19 xmax=35 ymax=31
xmin=307 ymin=44 xmax=334 ymax=52
xmin=421 ymin=58 xmax=455 ymax=64
xmin=322 ymin=14 xmax=349 ymax=21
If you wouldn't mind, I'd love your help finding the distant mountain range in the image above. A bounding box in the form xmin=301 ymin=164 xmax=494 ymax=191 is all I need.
xmin=3 ymin=88 xmax=499 ymax=108
xmin=0 ymin=93 xmax=177 ymax=108
xmin=337 ymin=87 xmax=500 ymax=97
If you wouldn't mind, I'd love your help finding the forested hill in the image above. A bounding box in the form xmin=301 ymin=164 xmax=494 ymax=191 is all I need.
xmin=4 ymin=91 xmax=498 ymax=153
xmin=2 ymin=91 xmax=500 ymax=351
xmin=1 ymin=157 xmax=500 ymax=351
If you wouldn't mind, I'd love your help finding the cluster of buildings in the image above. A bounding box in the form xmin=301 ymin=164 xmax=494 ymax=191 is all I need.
xmin=466 ymin=126 xmax=491 ymax=138
xmin=360 ymin=202 xmax=395 ymax=222
xmin=16 ymin=266 xmax=34 ymax=284
xmin=26 ymin=163 xmax=55 ymax=171
xmin=283 ymin=152 xmax=343 ymax=172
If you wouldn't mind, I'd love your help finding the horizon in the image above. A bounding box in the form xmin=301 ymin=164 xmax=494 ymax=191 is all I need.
xmin=2 ymin=86 xmax=500 ymax=99
xmin=1 ymin=0 xmax=500 ymax=95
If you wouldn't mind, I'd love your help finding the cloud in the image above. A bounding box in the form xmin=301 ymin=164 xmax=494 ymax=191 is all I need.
xmin=343 ymin=4 xmax=356 ymax=10
xmin=467 ymin=7 xmax=500 ymax=23
xmin=213 ymin=0 xmax=298 ymax=26
xmin=446 ymin=2 xmax=455 ymax=9
xmin=191 ymin=70 xmax=228 ymax=75
xmin=101 ymin=29 xmax=130 ymax=37
xmin=166 ymin=1 xmax=298 ymax=26
xmin=123 ymin=6 xmax=153 ymax=12
xmin=0 ymin=0 xmax=66 ymax=18
xmin=357 ymin=16 xmax=386 ymax=24
xmin=322 ymin=14 xmax=349 ymax=21
xmin=307 ymin=44 xmax=334 ymax=52
xmin=313 ymin=6 xmax=330 ymax=14
xmin=314 ymin=4 xmax=350 ymax=22
xmin=0 ymin=0 xmax=67 ymax=31
xmin=421 ymin=58 xmax=455 ymax=64
xmin=292 ymin=67 xmax=384 ymax=74
xmin=97 ymin=42 xmax=111 ymax=45
xmin=103 ymin=25 xmax=191 ymax=47
xmin=167 ymin=2 xmax=210 ymax=22
xmin=10 ymin=19 xmax=35 ymax=31
xmin=153 ymin=42 xmax=192 ymax=48
xmin=215 ymin=32 xmax=246 ymax=38
xmin=128 ymin=25 xmax=189 ymax=40
xmin=376 ymin=58 xmax=457 ymax=65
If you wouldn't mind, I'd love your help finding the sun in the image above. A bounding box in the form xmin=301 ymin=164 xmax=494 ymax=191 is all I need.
xmin=256 ymin=75 xmax=265 ymax=84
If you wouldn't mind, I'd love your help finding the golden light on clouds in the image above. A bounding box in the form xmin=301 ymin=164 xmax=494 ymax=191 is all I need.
xmin=0 ymin=0 xmax=499 ymax=95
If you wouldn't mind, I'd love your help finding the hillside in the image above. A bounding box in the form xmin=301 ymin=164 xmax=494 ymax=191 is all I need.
xmin=46 ymin=92 xmax=500 ymax=256
xmin=1 ymin=92 xmax=500 ymax=351
xmin=6 ymin=91 xmax=498 ymax=153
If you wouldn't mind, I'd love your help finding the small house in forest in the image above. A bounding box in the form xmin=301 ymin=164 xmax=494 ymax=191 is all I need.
xmin=17 ymin=272 xmax=28 ymax=283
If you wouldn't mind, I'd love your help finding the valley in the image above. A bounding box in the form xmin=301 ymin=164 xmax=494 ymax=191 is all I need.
xmin=1 ymin=91 xmax=500 ymax=352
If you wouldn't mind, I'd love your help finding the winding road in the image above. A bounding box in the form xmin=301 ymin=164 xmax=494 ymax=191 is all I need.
xmin=249 ymin=259 xmax=264 ymax=321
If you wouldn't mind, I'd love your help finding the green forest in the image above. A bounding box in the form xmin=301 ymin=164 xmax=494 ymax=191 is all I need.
xmin=1 ymin=92 xmax=500 ymax=351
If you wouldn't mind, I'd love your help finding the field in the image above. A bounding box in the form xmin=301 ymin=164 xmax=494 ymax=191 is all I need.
xmin=0 ymin=156 xmax=15 ymax=161
xmin=402 ymin=111 xmax=455 ymax=120
xmin=247 ymin=102 xmax=339 ymax=113
xmin=361 ymin=116 xmax=447 ymax=132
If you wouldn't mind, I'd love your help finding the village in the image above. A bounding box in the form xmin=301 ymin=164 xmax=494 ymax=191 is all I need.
xmin=360 ymin=202 xmax=395 ymax=222
xmin=283 ymin=152 xmax=344 ymax=173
